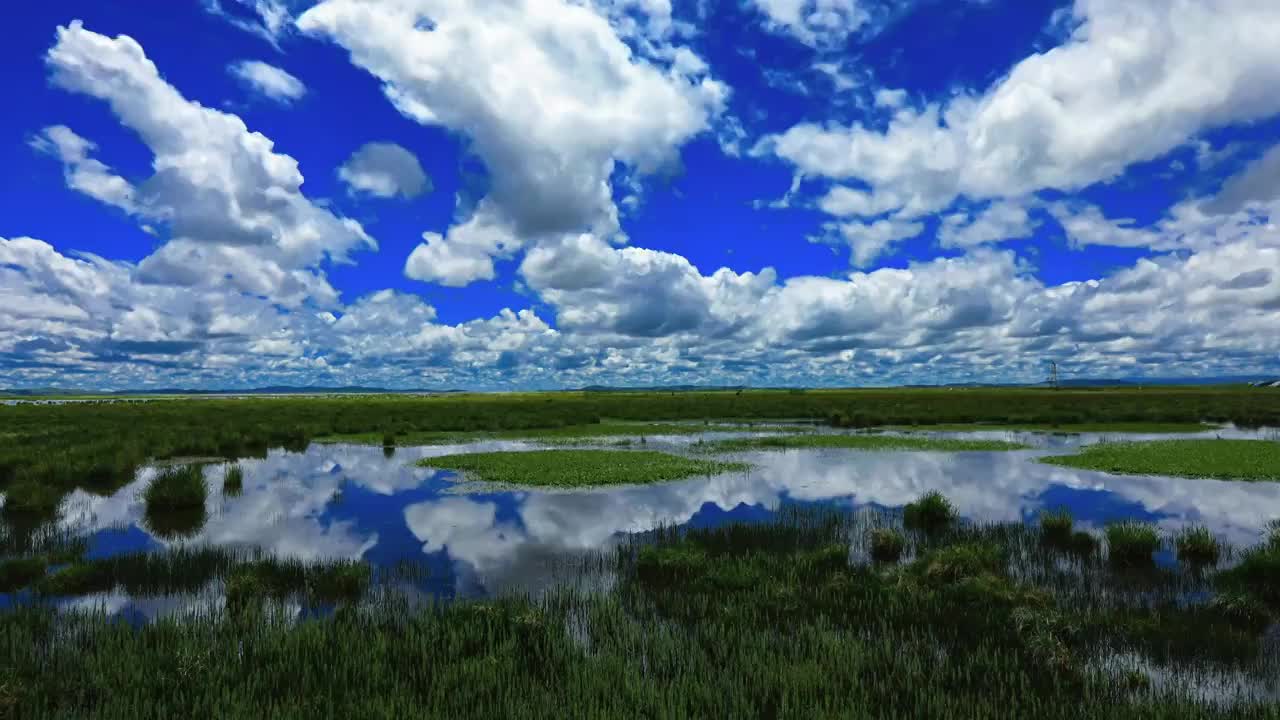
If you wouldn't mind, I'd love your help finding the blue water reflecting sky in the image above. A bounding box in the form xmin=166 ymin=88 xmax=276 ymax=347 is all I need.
xmin=9 ymin=430 xmax=1280 ymax=614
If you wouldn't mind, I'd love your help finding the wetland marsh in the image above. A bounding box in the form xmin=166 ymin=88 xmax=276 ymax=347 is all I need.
xmin=3 ymin=389 xmax=1280 ymax=717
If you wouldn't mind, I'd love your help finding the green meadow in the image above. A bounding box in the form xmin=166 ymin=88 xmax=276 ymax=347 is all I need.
xmin=420 ymin=449 xmax=748 ymax=487
xmin=1043 ymin=440 xmax=1280 ymax=481
xmin=699 ymin=433 xmax=1029 ymax=452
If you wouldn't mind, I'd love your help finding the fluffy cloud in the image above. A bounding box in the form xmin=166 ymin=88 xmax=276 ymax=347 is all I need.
xmin=749 ymin=0 xmax=869 ymax=46
xmin=228 ymin=60 xmax=307 ymax=104
xmin=1204 ymin=142 xmax=1280 ymax=216
xmin=297 ymin=0 xmax=727 ymax=287
xmin=829 ymin=218 xmax=924 ymax=267
xmin=938 ymin=201 xmax=1036 ymax=249
xmin=764 ymin=0 xmax=1280 ymax=247
xmin=203 ymin=0 xmax=295 ymax=46
xmin=338 ymin=142 xmax=431 ymax=199
xmin=43 ymin=22 xmax=374 ymax=306
xmin=6 ymin=204 xmax=1280 ymax=389
xmin=30 ymin=126 xmax=138 ymax=213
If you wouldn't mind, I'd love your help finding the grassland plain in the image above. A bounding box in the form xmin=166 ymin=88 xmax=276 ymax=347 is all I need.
xmin=699 ymin=434 xmax=1029 ymax=453
xmin=2 ymin=387 xmax=1275 ymax=529
xmin=314 ymin=420 xmax=809 ymax=446
xmin=1042 ymin=440 xmax=1280 ymax=481
xmin=4 ymin=505 xmax=1280 ymax=718
xmin=884 ymin=422 xmax=1216 ymax=434
xmin=419 ymin=449 xmax=749 ymax=487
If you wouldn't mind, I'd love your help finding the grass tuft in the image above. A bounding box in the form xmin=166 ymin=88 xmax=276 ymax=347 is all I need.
xmin=420 ymin=450 xmax=747 ymax=487
xmin=868 ymin=528 xmax=906 ymax=563
xmin=143 ymin=465 xmax=207 ymax=511
xmin=903 ymin=491 xmax=958 ymax=533
xmin=222 ymin=464 xmax=244 ymax=496
xmin=0 ymin=557 xmax=47 ymax=593
xmin=1173 ymin=526 xmax=1221 ymax=567
xmin=1105 ymin=522 xmax=1160 ymax=569
xmin=1039 ymin=508 xmax=1074 ymax=547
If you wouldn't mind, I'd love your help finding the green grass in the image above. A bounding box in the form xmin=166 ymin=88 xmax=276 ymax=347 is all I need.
xmin=0 ymin=557 xmax=47 ymax=593
xmin=223 ymin=464 xmax=244 ymax=496
xmin=1039 ymin=508 xmax=1075 ymax=547
xmin=317 ymin=421 xmax=805 ymax=446
xmin=1174 ymin=527 xmax=1222 ymax=567
xmin=868 ymin=528 xmax=906 ymax=563
xmin=141 ymin=465 xmax=209 ymax=539
xmin=1216 ymin=542 xmax=1280 ymax=607
xmin=419 ymin=449 xmax=748 ymax=487
xmin=903 ymin=491 xmax=959 ymax=533
xmin=1106 ymin=522 xmax=1161 ymax=569
xmin=884 ymin=422 xmax=1215 ymax=434
xmin=699 ymin=433 xmax=1029 ymax=453
xmin=31 ymin=548 xmax=375 ymax=603
xmin=1 ymin=387 xmax=1276 ymax=505
xmin=1042 ymin=440 xmax=1280 ymax=481
xmin=6 ymin=503 xmax=1280 ymax=717
xmin=142 ymin=465 xmax=207 ymax=511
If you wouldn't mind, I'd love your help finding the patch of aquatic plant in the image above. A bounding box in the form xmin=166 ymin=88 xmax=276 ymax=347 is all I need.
xmin=1174 ymin=526 xmax=1222 ymax=567
xmin=143 ymin=505 xmax=209 ymax=540
xmin=884 ymin=422 xmax=1215 ymax=434
xmin=868 ymin=528 xmax=906 ymax=563
xmin=1105 ymin=522 xmax=1161 ymax=569
xmin=0 ymin=557 xmax=47 ymax=593
xmin=143 ymin=465 xmax=207 ymax=511
xmin=1042 ymin=440 xmax=1280 ymax=481
xmin=0 ymin=480 xmax=65 ymax=523
xmin=226 ymin=559 xmax=369 ymax=612
xmin=141 ymin=465 xmax=209 ymax=539
xmin=701 ymin=433 xmax=1029 ymax=453
xmin=222 ymin=464 xmax=244 ymax=496
xmin=319 ymin=421 xmax=800 ymax=446
xmin=1216 ymin=543 xmax=1280 ymax=608
xmin=0 ymin=521 xmax=87 ymax=564
xmin=1040 ymin=508 xmax=1075 ymax=545
xmin=419 ymin=450 xmax=748 ymax=487
xmin=903 ymin=490 xmax=959 ymax=533
xmin=30 ymin=547 xmax=374 ymax=608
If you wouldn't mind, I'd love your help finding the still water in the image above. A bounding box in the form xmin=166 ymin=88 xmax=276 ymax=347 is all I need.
xmin=2 ymin=427 xmax=1270 ymax=617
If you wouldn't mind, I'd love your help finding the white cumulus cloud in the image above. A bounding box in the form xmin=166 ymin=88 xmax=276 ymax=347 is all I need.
xmin=228 ymin=60 xmax=307 ymax=104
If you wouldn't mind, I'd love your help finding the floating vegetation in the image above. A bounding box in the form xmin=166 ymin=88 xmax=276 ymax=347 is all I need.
xmin=884 ymin=422 xmax=1215 ymax=434
xmin=701 ymin=434 xmax=1029 ymax=453
xmin=419 ymin=450 xmax=748 ymax=487
xmin=903 ymin=490 xmax=958 ymax=533
xmin=1105 ymin=522 xmax=1161 ymax=569
xmin=1042 ymin=440 xmax=1280 ymax=481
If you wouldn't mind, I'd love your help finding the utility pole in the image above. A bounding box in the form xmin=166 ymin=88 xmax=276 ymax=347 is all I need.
xmin=1048 ymin=361 xmax=1060 ymax=390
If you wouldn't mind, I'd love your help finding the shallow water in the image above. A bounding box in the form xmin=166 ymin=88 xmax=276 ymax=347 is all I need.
xmin=2 ymin=427 xmax=1274 ymax=616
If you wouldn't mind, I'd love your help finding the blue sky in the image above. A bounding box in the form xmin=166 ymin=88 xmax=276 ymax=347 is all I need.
xmin=2 ymin=0 xmax=1278 ymax=390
